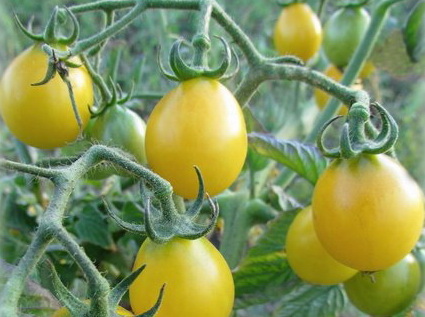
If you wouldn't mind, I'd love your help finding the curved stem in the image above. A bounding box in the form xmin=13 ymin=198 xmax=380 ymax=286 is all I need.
xmin=71 ymin=2 xmax=148 ymax=56
xmin=80 ymin=54 xmax=112 ymax=103
xmin=192 ymin=0 xmax=213 ymax=68
xmin=0 ymin=159 xmax=59 ymax=180
xmin=54 ymin=227 xmax=110 ymax=315
xmin=0 ymin=183 xmax=74 ymax=316
xmin=211 ymin=2 xmax=263 ymax=66
xmin=305 ymin=0 xmax=406 ymax=143
xmin=61 ymin=73 xmax=83 ymax=133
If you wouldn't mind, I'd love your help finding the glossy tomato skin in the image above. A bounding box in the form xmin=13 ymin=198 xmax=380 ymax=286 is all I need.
xmin=52 ymin=305 xmax=133 ymax=316
xmin=312 ymin=154 xmax=424 ymax=272
xmin=323 ymin=7 xmax=370 ymax=68
xmin=129 ymin=237 xmax=234 ymax=317
xmin=286 ymin=206 xmax=357 ymax=285
xmin=273 ymin=3 xmax=322 ymax=62
xmin=0 ymin=44 xmax=93 ymax=149
xmin=344 ymin=254 xmax=421 ymax=316
xmin=91 ymin=105 xmax=147 ymax=165
xmin=145 ymin=77 xmax=247 ymax=199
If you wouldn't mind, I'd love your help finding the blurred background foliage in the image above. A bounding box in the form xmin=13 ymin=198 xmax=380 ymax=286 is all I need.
xmin=0 ymin=0 xmax=424 ymax=316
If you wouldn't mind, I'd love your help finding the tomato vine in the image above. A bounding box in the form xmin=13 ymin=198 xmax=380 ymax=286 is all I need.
xmin=0 ymin=0 xmax=417 ymax=316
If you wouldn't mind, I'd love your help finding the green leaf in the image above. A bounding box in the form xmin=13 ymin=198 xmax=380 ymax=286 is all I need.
xmin=404 ymin=0 xmax=425 ymax=63
xmin=74 ymin=205 xmax=115 ymax=250
xmin=234 ymin=207 xmax=300 ymax=308
xmin=273 ymin=284 xmax=348 ymax=317
xmin=248 ymin=133 xmax=328 ymax=184
xmin=247 ymin=208 xmax=298 ymax=258
xmin=235 ymin=252 xmax=293 ymax=297
xmin=268 ymin=185 xmax=302 ymax=212
xmin=243 ymin=106 xmax=268 ymax=133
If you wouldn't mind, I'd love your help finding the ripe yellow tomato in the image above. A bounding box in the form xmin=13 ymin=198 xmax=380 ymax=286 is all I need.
xmin=312 ymin=154 xmax=424 ymax=271
xmin=0 ymin=44 xmax=93 ymax=149
xmin=273 ymin=3 xmax=322 ymax=62
xmin=145 ymin=77 xmax=247 ymax=199
xmin=286 ymin=206 xmax=357 ymax=285
xmin=52 ymin=304 xmax=132 ymax=316
xmin=129 ymin=237 xmax=234 ymax=317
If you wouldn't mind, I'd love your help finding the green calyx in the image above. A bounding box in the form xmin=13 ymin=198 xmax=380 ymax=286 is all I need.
xmin=158 ymin=36 xmax=239 ymax=82
xmin=106 ymin=166 xmax=219 ymax=243
xmin=317 ymin=102 xmax=399 ymax=159
xmin=15 ymin=6 xmax=79 ymax=46
xmin=90 ymin=79 xmax=135 ymax=119
xmin=46 ymin=260 xmax=165 ymax=316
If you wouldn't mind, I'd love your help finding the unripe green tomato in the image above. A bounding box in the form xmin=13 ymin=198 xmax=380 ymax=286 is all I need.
xmin=86 ymin=105 xmax=147 ymax=179
xmin=323 ymin=6 xmax=371 ymax=68
xmin=412 ymin=248 xmax=425 ymax=293
xmin=344 ymin=254 xmax=421 ymax=316
xmin=91 ymin=105 xmax=147 ymax=165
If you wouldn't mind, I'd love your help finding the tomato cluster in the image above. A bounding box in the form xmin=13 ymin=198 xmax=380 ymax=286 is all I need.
xmin=273 ymin=3 xmax=376 ymax=116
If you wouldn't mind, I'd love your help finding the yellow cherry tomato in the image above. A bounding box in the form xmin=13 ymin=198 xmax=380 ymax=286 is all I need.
xmin=312 ymin=154 xmax=424 ymax=272
xmin=286 ymin=206 xmax=357 ymax=285
xmin=129 ymin=237 xmax=234 ymax=317
xmin=0 ymin=44 xmax=93 ymax=149
xmin=273 ymin=3 xmax=322 ymax=62
xmin=52 ymin=304 xmax=132 ymax=316
xmin=145 ymin=77 xmax=247 ymax=199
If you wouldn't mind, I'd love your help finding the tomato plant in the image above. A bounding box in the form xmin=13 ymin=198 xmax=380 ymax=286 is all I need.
xmin=129 ymin=237 xmax=234 ymax=317
xmin=286 ymin=206 xmax=357 ymax=285
xmin=145 ymin=77 xmax=247 ymax=199
xmin=323 ymin=6 xmax=370 ymax=68
xmin=312 ymin=154 xmax=424 ymax=271
xmin=0 ymin=43 xmax=93 ymax=149
xmin=273 ymin=3 xmax=322 ymax=62
xmin=344 ymin=253 xmax=421 ymax=316
xmin=0 ymin=0 xmax=423 ymax=316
